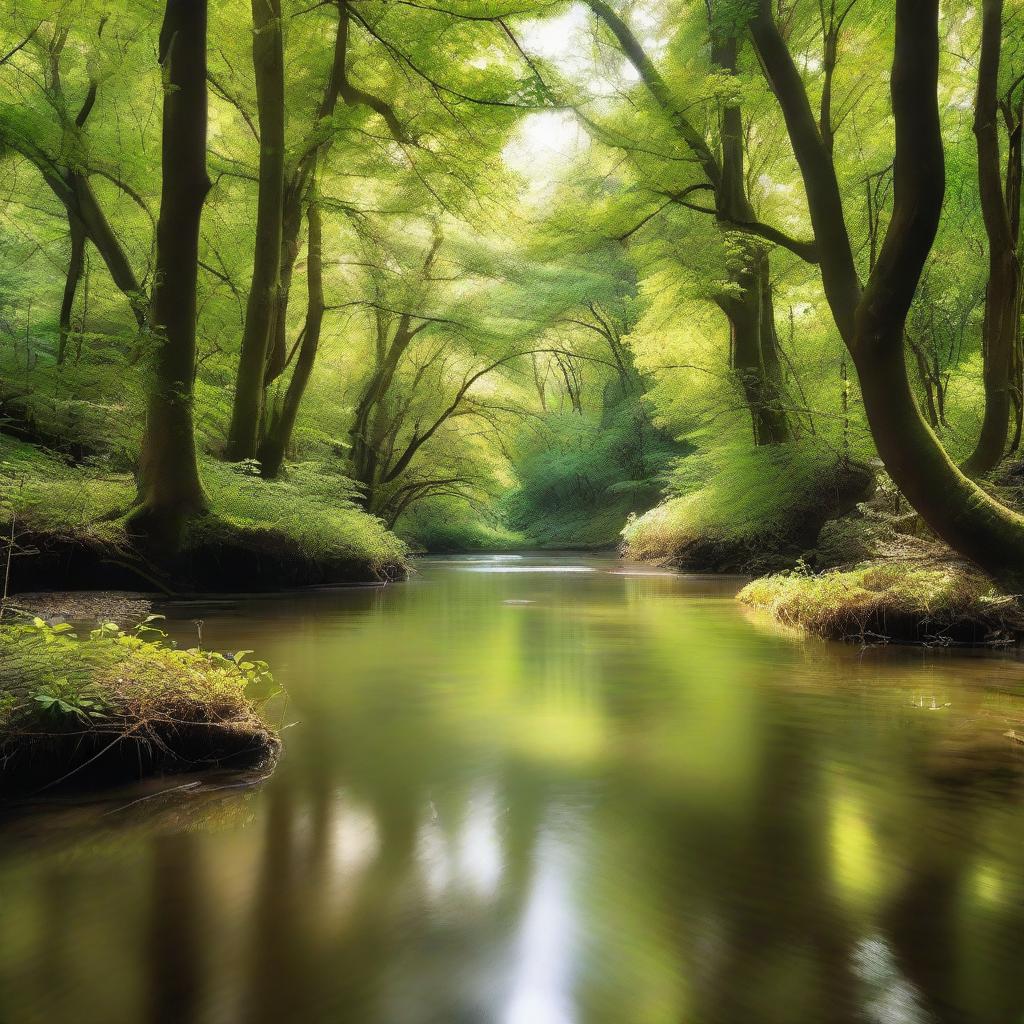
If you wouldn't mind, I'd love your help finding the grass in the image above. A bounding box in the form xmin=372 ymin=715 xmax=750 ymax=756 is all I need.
xmin=0 ymin=434 xmax=407 ymax=588
xmin=622 ymin=444 xmax=874 ymax=572
xmin=739 ymin=560 xmax=1023 ymax=645
xmin=0 ymin=615 xmax=280 ymax=792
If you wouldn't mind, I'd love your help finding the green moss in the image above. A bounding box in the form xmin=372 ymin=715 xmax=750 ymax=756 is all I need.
xmin=622 ymin=445 xmax=873 ymax=572
xmin=739 ymin=560 xmax=1023 ymax=645
xmin=0 ymin=617 xmax=280 ymax=791
xmin=0 ymin=435 xmax=407 ymax=586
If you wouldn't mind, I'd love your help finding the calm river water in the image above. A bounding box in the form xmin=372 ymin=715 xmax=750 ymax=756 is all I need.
xmin=2 ymin=553 xmax=1024 ymax=1024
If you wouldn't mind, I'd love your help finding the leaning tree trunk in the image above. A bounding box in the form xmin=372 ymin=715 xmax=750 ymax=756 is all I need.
xmin=69 ymin=173 xmax=148 ymax=329
xmin=261 ymin=0 xmax=351 ymax=393
xmin=43 ymin=171 xmax=148 ymax=332
xmin=962 ymin=0 xmax=1023 ymax=477
xmin=258 ymin=201 xmax=324 ymax=478
xmin=750 ymin=0 xmax=1024 ymax=581
xmin=128 ymin=0 xmax=210 ymax=547
xmin=224 ymin=0 xmax=285 ymax=461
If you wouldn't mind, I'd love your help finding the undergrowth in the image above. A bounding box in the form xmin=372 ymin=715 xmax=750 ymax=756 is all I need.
xmin=739 ymin=560 xmax=1023 ymax=645
xmin=0 ymin=434 xmax=406 ymax=579
xmin=622 ymin=440 xmax=873 ymax=570
xmin=0 ymin=615 xmax=281 ymax=789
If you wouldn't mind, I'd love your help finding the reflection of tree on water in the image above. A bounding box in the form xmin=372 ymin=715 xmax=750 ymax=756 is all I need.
xmin=147 ymin=832 xmax=203 ymax=1024
xmin=686 ymin=715 xmax=861 ymax=1024
xmin=227 ymin=732 xmax=548 ymax=1021
xmin=878 ymin=756 xmax=1024 ymax=1024
xmin=9 ymin=562 xmax=1024 ymax=1024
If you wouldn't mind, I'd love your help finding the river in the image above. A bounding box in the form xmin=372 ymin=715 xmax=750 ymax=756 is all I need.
xmin=2 ymin=553 xmax=1024 ymax=1023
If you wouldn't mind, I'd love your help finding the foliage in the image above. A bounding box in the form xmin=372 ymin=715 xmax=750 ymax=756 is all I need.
xmin=739 ymin=561 xmax=1023 ymax=645
xmin=504 ymin=395 xmax=685 ymax=548
xmin=0 ymin=0 xmax=1020 ymax=574
xmin=0 ymin=614 xmax=280 ymax=733
xmin=622 ymin=438 xmax=870 ymax=568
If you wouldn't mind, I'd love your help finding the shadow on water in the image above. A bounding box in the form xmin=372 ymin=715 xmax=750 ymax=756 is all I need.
xmin=2 ymin=553 xmax=1024 ymax=1023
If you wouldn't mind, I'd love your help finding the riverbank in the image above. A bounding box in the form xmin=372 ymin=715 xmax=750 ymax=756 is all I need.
xmin=0 ymin=615 xmax=280 ymax=795
xmin=739 ymin=559 xmax=1023 ymax=646
xmin=621 ymin=454 xmax=875 ymax=575
xmin=0 ymin=434 xmax=407 ymax=593
xmin=624 ymin=460 xmax=1024 ymax=647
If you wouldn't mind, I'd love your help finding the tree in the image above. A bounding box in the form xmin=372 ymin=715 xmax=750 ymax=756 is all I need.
xmin=582 ymin=0 xmax=808 ymax=445
xmin=223 ymin=0 xmax=285 ymax=462
xmin=0 ymin=15 xmax=151 ymax=352
xmin=128 ymin=0 xmax=211 ymax=545
xmin=258 ymin=198 xmax=324 ymax=478
xmin=748 ymin=0 xmax=1024 ymax=578
xmin=962 ymin=0 xmax=1024 ymax=476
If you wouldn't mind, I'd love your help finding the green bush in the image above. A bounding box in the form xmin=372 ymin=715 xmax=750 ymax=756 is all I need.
xmin=623 ymin=440 xmax=871 ymax=568
xmin=0 ymin=615 xmax=278 ymax=729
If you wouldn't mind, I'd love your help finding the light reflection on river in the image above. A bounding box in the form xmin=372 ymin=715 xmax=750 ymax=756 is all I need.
xmin=2 ymin=553 xmax=1024 ymax=1024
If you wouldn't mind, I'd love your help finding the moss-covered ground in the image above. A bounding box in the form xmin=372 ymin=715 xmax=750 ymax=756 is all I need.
xmin=0 ymin=434 xmax=407 ymax=592
xmin=739 ymin=560 xmax=1023 ymax=646
xmin=0 ymin=615 xmax=280 ymax=793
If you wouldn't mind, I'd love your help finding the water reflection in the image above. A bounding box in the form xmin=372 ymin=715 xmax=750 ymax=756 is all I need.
xmin=1 ymin=555 xmax=1024 ymax=1023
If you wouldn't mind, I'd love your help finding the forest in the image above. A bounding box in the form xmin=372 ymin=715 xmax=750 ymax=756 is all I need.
xmin=1 ymin=0 xmax=1024 ymax=754
xmin=6 ymin=3 xmax=1024 ymax=1020
xmin=0 ymin=0 xmax=1019 ymax=606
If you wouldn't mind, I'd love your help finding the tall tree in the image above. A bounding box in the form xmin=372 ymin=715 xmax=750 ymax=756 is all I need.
xmin=224 ymin=0 xmax=285 ymax=461
xmin=748 ymin=0 xmax=1024 ymax=578
xmin=962 ymin=0 xmax=1024 ymax=476
xmin=129 ymin=0 xmax=210 ymax=545
xmin=258 ymin=198 xmax=324 ymax=478
xmin=584 ymin=0 xmax=806 ymax=445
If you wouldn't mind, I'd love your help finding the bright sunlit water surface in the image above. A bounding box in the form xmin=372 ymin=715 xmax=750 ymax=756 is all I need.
xmin=3 ymin=553 xmax=1024 ymax=1024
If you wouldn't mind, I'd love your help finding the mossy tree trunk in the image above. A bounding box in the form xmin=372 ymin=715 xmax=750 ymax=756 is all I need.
xmin=962 ymin=0 xmax=1024 ymax=477
xmin=749 ymin=0 xmax=1024 ymax=580
xmin=224 ymin=0 xmax=285 ymax=462
xmin=129 ymin=0 xmax=211 ymax=548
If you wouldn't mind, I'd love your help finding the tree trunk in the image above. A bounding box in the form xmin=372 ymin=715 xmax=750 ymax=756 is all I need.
xmin=263 ymin=182 xmax=305 ymax=386
xmin=69 ymin=173 xmax=148 ymax=329
xmin=57 ymin=213 xmax=86 ymax=365
xmin=224 ymin=0 xmax=285 ymax=461
xmin=349 ymin=315 xmax=416 ymax=493
xmin=720 ymin=246 xmax=791 ymax=445
xmin=129 ymin=0 xmax=211 ymax=547
xmin=962 ymin=0 xmax=1022 ymax=477
xmin=715 ymin=33 xmax=791 ymax=445
xmin=750 ymin=0 xmax=1024 ymax=581
xmin=43 ymin=171 xmax=147 ymax=331
xmin=258 ymin=201 xmax=324 ymax=478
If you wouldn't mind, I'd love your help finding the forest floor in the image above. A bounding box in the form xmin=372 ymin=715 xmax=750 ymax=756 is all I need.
xmin=625 ymin=455 xmax=1024 ymax=647
xmin=737 ymin=478 xmax=1024 ymax=646
xmin=0 ymin=615 xmax=280 ymax=795
xmin=0 ymin=432 xmax=407 ymax=594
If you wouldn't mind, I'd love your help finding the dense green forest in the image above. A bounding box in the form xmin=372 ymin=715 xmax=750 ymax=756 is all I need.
xmin=1 ymin=0 xmax=1023 ymax=599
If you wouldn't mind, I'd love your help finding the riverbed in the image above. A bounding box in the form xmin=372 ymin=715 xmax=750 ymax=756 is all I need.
xmin=2 ymin=553 xmax=1023 ymax=1023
